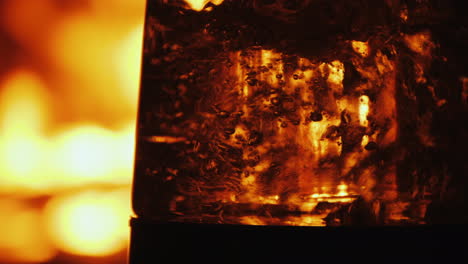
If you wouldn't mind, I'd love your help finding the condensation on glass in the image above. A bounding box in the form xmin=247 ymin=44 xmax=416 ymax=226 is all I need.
xmin=132 ymin=0 xmax=468 ymax=226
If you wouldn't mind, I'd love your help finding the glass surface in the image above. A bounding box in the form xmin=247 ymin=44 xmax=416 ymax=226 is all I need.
xmin=133 ymin=0 xmax=468 ymax=226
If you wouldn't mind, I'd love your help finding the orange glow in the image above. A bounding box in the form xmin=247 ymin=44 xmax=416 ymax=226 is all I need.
xmin=44 ymin=189 xmax=130 ymax=257
xmin=183 ymin=0 xmax=224 ymax=11
xmin=53 ymin=126 xmax=124 ymax=184
xmin=238 ymin=184 xmax=356 ymax=226
xmin=258 ymin=195 xmax=280 ymax=205
xmin=0 ymin=136 xmax=46 ymax=189
xmin=0 ymin=200 xmax=56 ymax=263
xmin=46 ymin=125 xmax=135 ymax=189
xmin=308 ymin=115 xmax=342 ymax=158
xmin=404 ymin=32 xmax=433 ymax=56
xmin=0 ymin=70 xmax=49 ymax=135
xmin=217 ymin=48 xmax=358 ymax=217
xmin=0 ymin=122 xmax=134 ymax=192
xmin=46 ymin=11 xmax=143 ymax=123
xmin=114 ymin=25 xmax=145 ymax=109
xmin=0 ymin=68 xmax=135 ymax=192
xmin=352 ymin=41 xmax=369 ymax=57
xmin=285 ymin=216 xmax=328 ymax=227
xmin=0 ymin=0 xmax=443 ymax=254
xmin=240 ymin=216 xmax=266 ymax=226
xmin=324 ymin=60 xmax=345 ymax=93
xmin=306 ymin=185 xmax=353 ymax=203
xmin=359 ymin=95 xmax=370 ymax=127
xmin=400 ymin=8 xmax=409 ymax=21
xmin=0 ymin=70 xmax=50 ymax=191
xmin=361 ymin=135 xmax=370 ymax=148
xmin=147 ymin=135 xmax=187 ymax=144
xmin=0 ymin=0 xmax=143 ymax=261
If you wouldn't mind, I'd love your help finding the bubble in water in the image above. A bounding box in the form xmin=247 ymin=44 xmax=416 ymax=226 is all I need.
xmin=224 ymin=128 xmax=235 ymax=135
xmin=365 ymin=142 xmax=378 ymax=151
xmin=310 ymin=111 xmax=323 ymax=122
xmin=217 ymin=111 xmax=230 ymax=118
xmin=248 ymin=131 xmax=263 ymax=146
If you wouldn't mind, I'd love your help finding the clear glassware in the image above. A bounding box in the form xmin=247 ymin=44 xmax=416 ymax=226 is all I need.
xmin=132 ymin=0 xmax=468 ymax=226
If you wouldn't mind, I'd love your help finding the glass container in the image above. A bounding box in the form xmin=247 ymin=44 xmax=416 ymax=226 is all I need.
xmin=132 ymin=0 xmax=468 ymax=227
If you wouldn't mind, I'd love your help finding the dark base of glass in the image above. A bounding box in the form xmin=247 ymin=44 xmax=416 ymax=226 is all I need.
xmin=129 ymin=218 xmax=467 ymax=264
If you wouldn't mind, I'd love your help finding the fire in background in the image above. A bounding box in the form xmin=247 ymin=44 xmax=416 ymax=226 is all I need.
xmin=0 ymin=0 xmax=145 ymax=263
xmin=133 ymin=0 xmax=468 ymax=226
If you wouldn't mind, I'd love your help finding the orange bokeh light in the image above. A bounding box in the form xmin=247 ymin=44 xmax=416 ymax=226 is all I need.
xmin=0 ymin=0 xmax=145 ymax=261
xmin=43 ymin=189 xmax=131 ymax=257
xmin=0 ymin=200 xmax=56 ymax=263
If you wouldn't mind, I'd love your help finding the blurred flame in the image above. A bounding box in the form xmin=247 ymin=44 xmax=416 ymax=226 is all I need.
xmin=0 ymin=70 xmax=49 ymax=135
xmin=46 ymin=12 xmax=143 ymax=123
xmin=0 ymin=118 xmax=135 ymax=192
xmin=114 ymin=25 xmax=144 ymax=109
xmin=0 ymin=71 xmax=50 ymax=190
xmin=0 ymin=0 xmax=143 ymax=261
xmin=53 ymin=126 xmax=121 ymax=183
xmin=44 ymin=189 xmax=130 ymax=257
xmin=0 ymin=18 xmax=140 ymax=192
xmin=0 ymin=200 xmax=56 ymax=263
